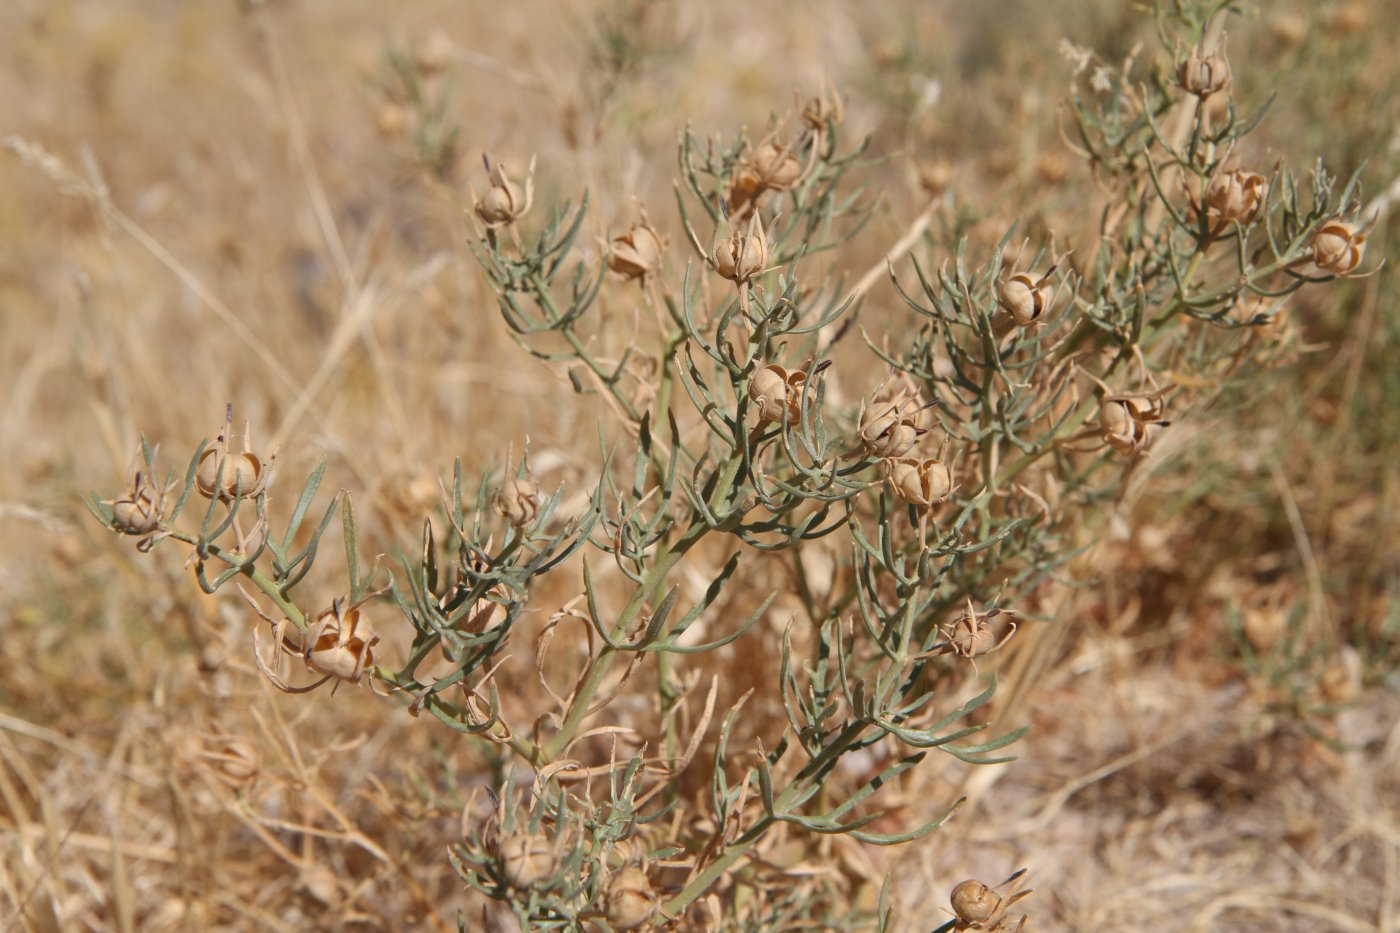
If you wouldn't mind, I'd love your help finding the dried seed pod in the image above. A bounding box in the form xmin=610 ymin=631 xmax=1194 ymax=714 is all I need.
xmin=495 ymin=474 xmax=541 ymax=528
xmin=916 ymin=157 xmax=955 ymax=198
xmin=1178 ymin=45 xmax=1231 ymax=99
xmin=749 ymin=363 xmax=807 ymax=426
xmin=1241 ymin=605 xmax=1285 ymax=654
xmin=1311 ymin=220 xmax=1367 ymax=276
xmin=747 ymin=141 xmax=804 ymax=192
xmin=997 ymin=269 xmax=1056 ymax=327
xmin=110 ymin=472 xmax=163 ymax=537
xmin=882 ymin=456 xmax=954 ymax=509
xmin=473 ymin=155 xmax=535 ymax=229
xmin=195 ymin=413 xmax=273 ymax=502
xmin=728 ymin=140 xmax=806 ymax=215
xmin=941 ymin=600 xmax=1017 ymax=664
xmin=195 ymin=449 xmax=268 ymax=501
xmin=203 ymin=737 xmax=260 ymax=790
xmin=415 ymin=30 xmax=456 ymax=75
xmin=858 ymin=376 xmax=934 ymax=459
xmin=1098 ymin=393 xmax=1169 ymax=455
xmin=801 ymin=79 xmax=845 ymax=132
xmin=496 ymin=831 xmax=556 ymax=889
xmin=305 ymin=601 xmax=379 ymax=683
xmin=950 ymin=880 xmax=999 ymax=926
xmin=604 ymin=866 xmax=658 ymax=931
xmin=1190 ymin=168 xmax=1264 ymax=237
xmin=712 ymin=213 xmax=769 ymax=284
xmin=607 ymin=211 xmax=667 ymax=283
xmin=1097 ymin=395 xmax=1142 ymax=451
xmin=949 ymin=868 xmax=1031 ymax=931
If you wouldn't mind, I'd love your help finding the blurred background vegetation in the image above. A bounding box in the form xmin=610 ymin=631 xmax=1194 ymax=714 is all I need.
xmin=1 ymin=0 xmax=1396 ymax=929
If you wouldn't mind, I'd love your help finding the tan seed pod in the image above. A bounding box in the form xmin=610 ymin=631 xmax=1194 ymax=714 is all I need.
xmin=749 ymin=363 xmax=807 ymax=426
xmin=204 ymin=737 xmax=260 ymax=790
xmin=472 ymin=155 xmax=535 ymax=229
xmin=712 ymin=213 xmax=769 ymax=284
xmin=1191 ymin=168 xmax=1264 ymax=237
xmin=916 ymin=157 xmax=955 ymax=197
xmin=496 ymin=831 xmax=556 ymax=889
xmin=607 ymin=213 xmax=667 ymax=283
xmin=941 ymin=600 xmax=1017 ymax=664
xmin=196 ymin=449 xmax=268 ymax=501
xmin=604 ymin=866 xmax=658 ymax=931
xmin=950 ymin=879 xmax=998 ymax=925
xmin=1270 ymin=14 xmax=1308 ymax=47
xmin=882 ymin=456 xmax=954 ymax=509
xmin=858 ymin=376 xmax=933 ymax=459
xmin=1241 ymin=605 xmax=1286 ymax=654
xmin=305 ymin=602 xmax=379 ymax=683
xmin=1098 ymin=394 xmax=1168 ymax=455
xmin=110 ymin=473 xmax=162 ymax=537
xmin=949 ymin=868 xmax=1031 ymax=931
xmin=1311 ymin=220 xmax=1367 ymax=276
xmin=997 ymin=269 xmax=1056 ymax=327
xmin=195 ymin=413 xmax=273 ymax=502
xmin=415 ymin=30 xmax=455 ymax=75
xmin=1178 ymin=46 xmax=1231 ymax=99
xmin=801 ymin=79 xmax=845 ymax=131
xmin=495 ymin=474 xmax=541 ymax=528
xmin=748 ymin=141 xmax=804 ymax=191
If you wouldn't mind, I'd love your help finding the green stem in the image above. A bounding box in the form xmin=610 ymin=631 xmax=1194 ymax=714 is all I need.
xmin=170 ymin=530 xmax=307 ymax=632
xmin=663 ymin=721 xmax=869 ymax=915
xmin=542 ymin=453 xmax=748 ymax=762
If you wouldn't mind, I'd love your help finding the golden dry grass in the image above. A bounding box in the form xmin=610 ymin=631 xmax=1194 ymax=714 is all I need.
xmin=2 ymin=1 xmax=1397 ymax=930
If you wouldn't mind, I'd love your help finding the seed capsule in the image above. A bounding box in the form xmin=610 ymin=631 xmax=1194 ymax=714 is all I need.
xmin=305 ymin=601 xmax=379 ymax=684
xmin=205 ymin=737 xmax=260 ymax=790
xmin=607 ymin=212 xmax=667 ymax=283
xmin=950 ymin=879 xmax=998 ymax=925
xmin=496 ymin=831 xmax=556 ymax=889
xmin=749 ymin=363 xmax=807 ymax=426
xmin=1098 ymin=393 xmax=1169 ymax=455
xmin=472 ymin=155 xmax=535 ymax=229
xmin=111 ymin=472 xmax=162 ymax=536
xmin=195 ymin=449 xmax=268 ymax=501
xmin=1178 ymin=46 xmax=1231 ymax=99
xmin=1311 ymin=220 xmax=1367 ymax=276
xmin=495 ymin=474 xmax=541 ymax=528
xmin=712 ymin=213 xmax=768 ymax=284
xmin=604 ymin=866 xmax=657 ymax=931
xmin=1190 ymin=168 xmax=1264 ymax=237
xmin=195 ymin=412 xmax=272 ymax=502
xmin=882 ymin=456 xmax=954 ymax=509
xmin=858 ymin=376 xmax=933 ymax=459
xmin=998 ymin=269 xmax=1057 ymax=327
xmin=801 ymin=79 xmax=845 ymax=132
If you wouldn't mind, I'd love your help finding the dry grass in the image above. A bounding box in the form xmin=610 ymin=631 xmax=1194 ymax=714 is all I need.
xmin=1 ymin=1 xmax=1397 ymax=930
